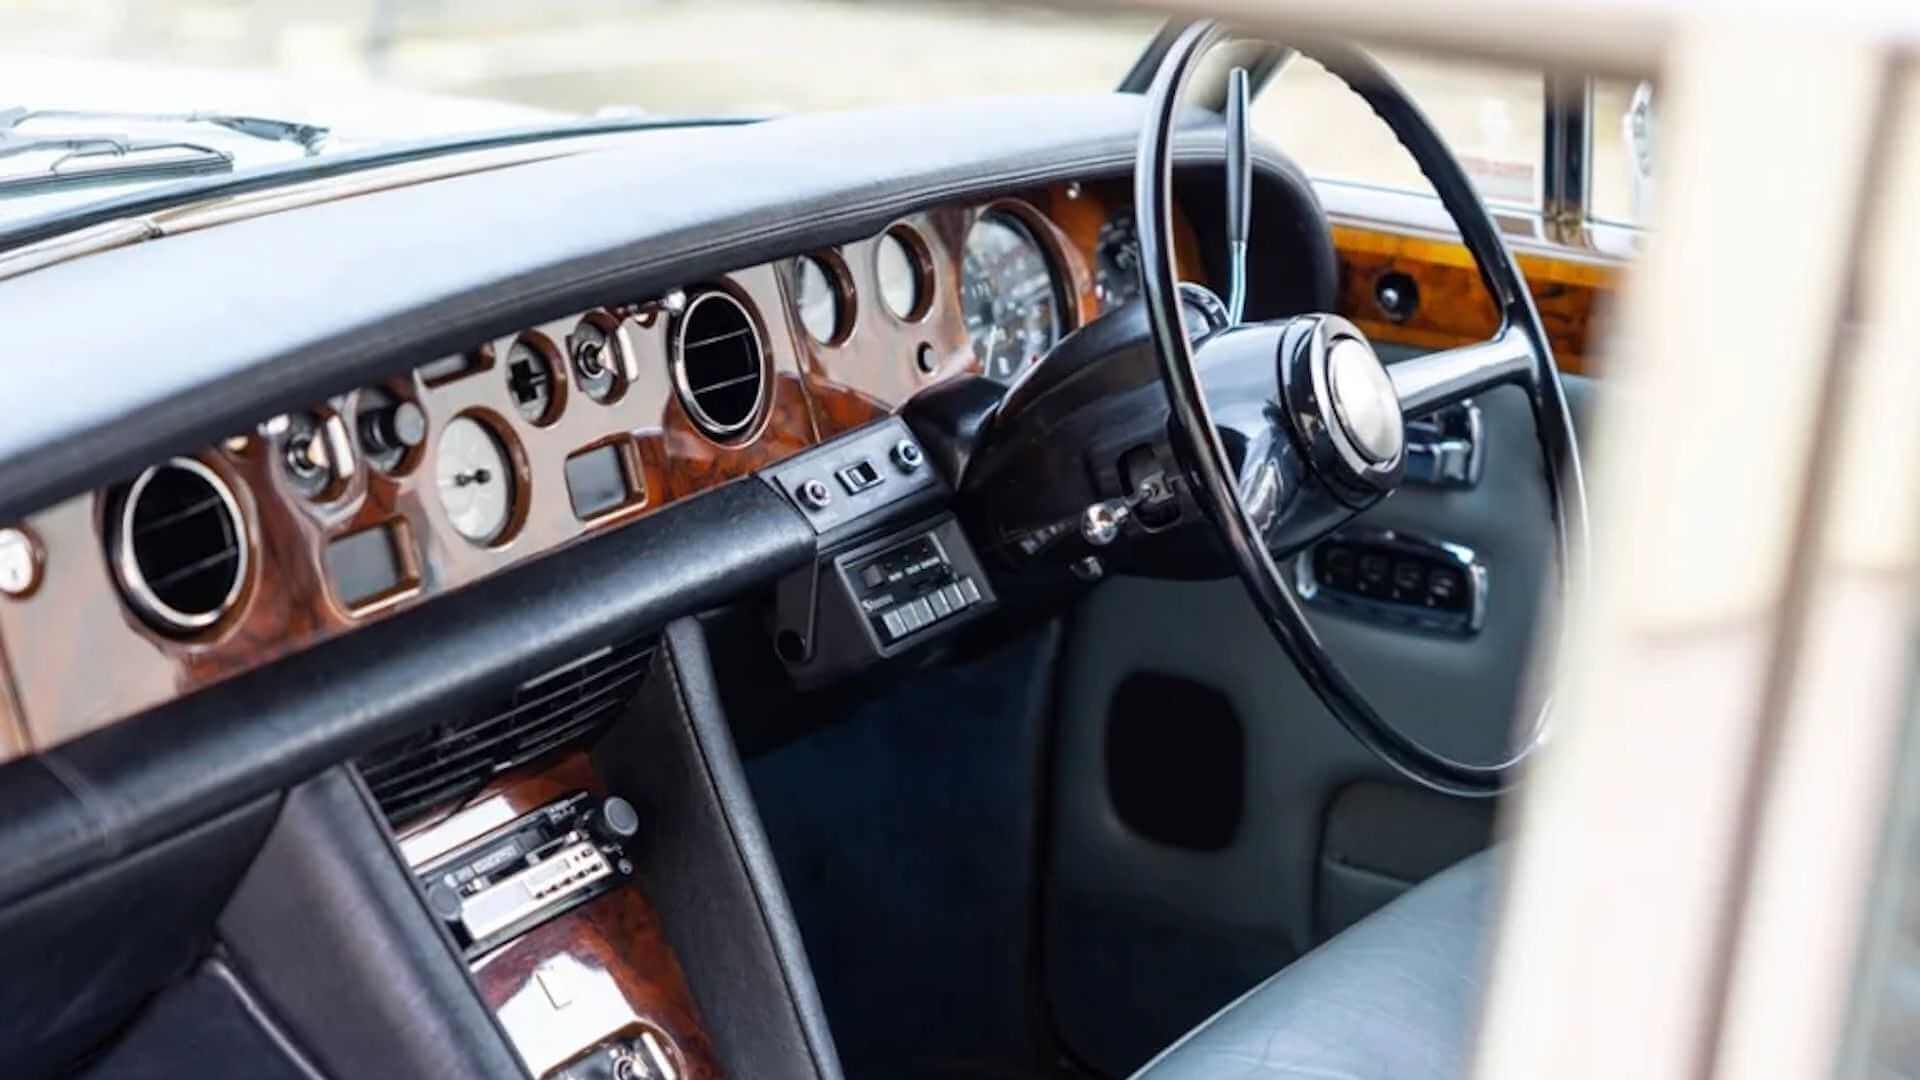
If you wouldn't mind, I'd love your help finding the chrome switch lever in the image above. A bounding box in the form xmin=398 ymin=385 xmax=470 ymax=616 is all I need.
xmin=1081 ymin=478 xmax=1165 ymax=547
xmin=1404 ymin=399 xmax=1485 ymax=489
xmin=1224 ymin=66 xmax=1252 ymax=325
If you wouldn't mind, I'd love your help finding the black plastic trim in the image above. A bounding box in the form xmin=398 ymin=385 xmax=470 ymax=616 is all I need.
xmin=217 ymin=767 xmax=530 ymax=1079
xmin=595 ymin=618 xmax=845 ymax=1080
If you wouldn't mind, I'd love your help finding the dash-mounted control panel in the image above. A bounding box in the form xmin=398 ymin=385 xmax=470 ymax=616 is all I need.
xmin=843 ymin=530 xmax=989 ymax=647
xmin=762 ymin=417 xmax=941 ymax=537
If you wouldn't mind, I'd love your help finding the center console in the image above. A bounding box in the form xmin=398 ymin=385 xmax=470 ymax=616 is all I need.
xmin=398 ymin=755 xmax=719 ymax=1079
xmin=365 ymin=617 xmax=843 ymax=1080
xmin=357 ymin=418 xmax=983 ymax=1080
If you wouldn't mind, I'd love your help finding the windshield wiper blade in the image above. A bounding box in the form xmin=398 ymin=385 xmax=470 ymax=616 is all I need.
xmin=0 ymin=112 xmax=757 ymax=255
xmin=0 ymin=107 xmax=336 ymax=197
xmin=0 ymin=107 xmax=331 ymax=154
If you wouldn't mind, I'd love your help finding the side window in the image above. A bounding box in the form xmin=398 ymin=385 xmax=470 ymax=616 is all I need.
xmin=1591 ymin=77 xmax=1657 ymax=226
xmin=1250 ymin=49 xmax=1546 ymax=209
xmin=1839 ymin=693 xmax=1920 ymax=1073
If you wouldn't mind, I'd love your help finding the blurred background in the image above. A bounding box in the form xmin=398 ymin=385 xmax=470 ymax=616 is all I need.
xmin=0 ymin=0 xmax=1652 ymax=223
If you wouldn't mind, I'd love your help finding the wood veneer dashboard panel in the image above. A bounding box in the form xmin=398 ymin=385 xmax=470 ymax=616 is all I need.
xmin=400 ymin=752 xmax=722 ymax=1079
xmin=0 ymin=274 xmax=823 ymax=754
xmin=0 ymin=263 xmax=817 ymax=756
xmin=791 ymin=179 xmax=1206 ymax=439
xmin=1331 ymin=223 xmax=1622 ymax=375
xmin=0 ymin=181 xmax=1206 ymax=759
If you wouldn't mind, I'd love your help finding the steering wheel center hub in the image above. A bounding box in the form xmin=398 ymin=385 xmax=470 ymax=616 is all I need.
xmin=1326 ymin=336 xmax=1403 ymax=463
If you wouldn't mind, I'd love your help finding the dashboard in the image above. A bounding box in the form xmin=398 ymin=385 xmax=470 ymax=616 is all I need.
xmin=0 ymin=178 xmax=1208 ymax=761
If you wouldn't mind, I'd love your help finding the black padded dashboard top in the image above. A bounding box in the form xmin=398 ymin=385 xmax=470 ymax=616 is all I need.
xmin=0 ymin=94 xmax=1330 ymax=523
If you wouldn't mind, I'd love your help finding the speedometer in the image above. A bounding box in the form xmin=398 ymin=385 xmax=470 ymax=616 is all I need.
xmin=962 ymin=211 xmax=1064 ymax=383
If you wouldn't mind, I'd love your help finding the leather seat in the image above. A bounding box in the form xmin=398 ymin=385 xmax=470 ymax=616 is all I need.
xmin=1133 ymin=851 xmax=1498 ymax=1080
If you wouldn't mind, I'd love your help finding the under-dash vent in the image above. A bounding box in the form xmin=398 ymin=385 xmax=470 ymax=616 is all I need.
xmin=110 ymin=457 xmax=248 ymax=636
xmin=672 ymin=289 xmax=767 ymax=439
xmin=358 ymin=636 xmax=656 ymax=825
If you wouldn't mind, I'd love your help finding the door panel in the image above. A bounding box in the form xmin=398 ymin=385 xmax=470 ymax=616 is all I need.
xmin=1332 ymin=221 xmax=1623 ymax=375
xmin=1043 ymin=371 xmax=1597 ymax=1076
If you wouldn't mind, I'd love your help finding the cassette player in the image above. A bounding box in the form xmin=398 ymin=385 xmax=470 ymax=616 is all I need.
xmin=415 ymin=791 xmax=639 ymax=957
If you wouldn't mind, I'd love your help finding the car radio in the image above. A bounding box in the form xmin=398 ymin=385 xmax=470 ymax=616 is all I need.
xmin=415 ymin=791 xmax=639 ymax=957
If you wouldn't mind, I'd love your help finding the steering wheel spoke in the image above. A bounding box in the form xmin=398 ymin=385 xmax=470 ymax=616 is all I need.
xmin=1388 ymin=327 xmax=1536 ymax=417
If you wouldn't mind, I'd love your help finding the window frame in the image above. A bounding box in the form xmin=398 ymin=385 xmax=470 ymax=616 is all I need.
xmin=1225 ymin=43 xmax=1646 ymax=261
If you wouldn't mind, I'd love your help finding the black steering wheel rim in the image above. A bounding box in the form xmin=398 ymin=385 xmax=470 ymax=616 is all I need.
xmin=1134 ymin=22 xmax=1589 ymax=797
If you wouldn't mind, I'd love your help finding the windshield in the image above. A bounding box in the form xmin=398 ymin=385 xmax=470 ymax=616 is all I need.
xmin=0 ymin=0 xmax=1157 ymax=214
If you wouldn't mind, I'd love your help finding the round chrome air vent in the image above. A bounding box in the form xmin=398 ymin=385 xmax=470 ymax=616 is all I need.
xmin=109 ymin=457 xmax=248 ymax=635
xmin=672 ymin=289 xmax=768 ymax=440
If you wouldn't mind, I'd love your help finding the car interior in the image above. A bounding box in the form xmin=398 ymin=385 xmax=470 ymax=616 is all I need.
xmin=0 ymin=17 xmax=1628 ymax=1080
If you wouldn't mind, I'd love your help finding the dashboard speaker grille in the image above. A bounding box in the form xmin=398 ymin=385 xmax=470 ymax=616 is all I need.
xmin=673 ymin=289 xmax=767 ymax=438
xmin=357 ymin=636 xmax=656 ymax=825
xmin=110 ymin=458 xmax=247 ymax=635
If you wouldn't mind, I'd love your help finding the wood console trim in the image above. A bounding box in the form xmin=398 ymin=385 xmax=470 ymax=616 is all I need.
xmin=403 ymin=752 xmax=722 ymax=1080
xmin=1331 ymin=223 xmax=1622 ymax=374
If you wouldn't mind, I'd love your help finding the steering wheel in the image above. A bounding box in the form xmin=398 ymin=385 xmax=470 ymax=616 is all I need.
xmin=1135 ymin=23 xmax=1588 ymax=796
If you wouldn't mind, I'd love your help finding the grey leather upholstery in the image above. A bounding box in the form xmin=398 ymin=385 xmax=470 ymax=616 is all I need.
xmin=1133 ymin=851 xmax=1497 ymax=1080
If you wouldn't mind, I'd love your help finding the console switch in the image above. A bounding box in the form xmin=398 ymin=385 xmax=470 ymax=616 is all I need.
xmin=836 ymin=459 xmax=883 ymax=494
xmin=1295 ymin=528 xmax=1485 ymax=636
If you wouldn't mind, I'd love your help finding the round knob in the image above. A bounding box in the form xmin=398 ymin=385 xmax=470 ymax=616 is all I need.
xmin=285 ymin=431 xmax=326 ymax=477
xmin=592 ymin=796 xmax=640 ymax=843
xmin=0 ymin=527 xmax=40 ymax=598
xmin=891 ymin=439 xmax=924 ymax=473
xmin=574 ymin=339 xmax=608 ymax=378
xmin=360 ymin=400 xmax=426 ymax=456
xmin=798 ymin=478 xmax=832 ymax=511
xmin=425 ymin=879 xmax=464 ymax=923
xmin=1080 ymin=498 xmax=1130 ymax=546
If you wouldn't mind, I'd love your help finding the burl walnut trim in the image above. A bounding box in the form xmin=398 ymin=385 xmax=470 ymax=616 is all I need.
xmin=1332 ymin=223 xmax=1622 ymax=375
xmin=402 ymin=752 xmax=722 ymax=1080
xmin=0 ymin=264 xmax=817 ymax=758
xmin=0 ymin=183 xmax=1210 ymax=763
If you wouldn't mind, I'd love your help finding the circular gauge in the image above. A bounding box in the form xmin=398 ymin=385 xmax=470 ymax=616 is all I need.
xmin=794 ymin=255 xmax=842 ymax=344
xmin=504 ymin=337 xmax=559 ymax=424
xmin=1094 ymin=212 xmax=1144 ymax=308
xmin=436 ymin=415 xmax=516 ymax=545
xmin=567 ymin=320 xmax=620 ymax=403
xmin=962 ymin=211 xmax=1065 ymax=383
xmin=875 ymin=230 xmax=923 ymax=320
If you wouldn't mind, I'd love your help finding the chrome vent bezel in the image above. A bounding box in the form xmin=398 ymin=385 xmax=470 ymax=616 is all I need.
xmin=109 ymin=457 xmax=248 ymax=635
xmin=672 ymin=289 xmax=769 ymax=440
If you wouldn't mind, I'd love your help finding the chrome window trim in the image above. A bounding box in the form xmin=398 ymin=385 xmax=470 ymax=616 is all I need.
xmin=1315 ymin=179 xmax=1641 ymax=264
xmin=1246 ymin=45 xmax=1646 ymax=259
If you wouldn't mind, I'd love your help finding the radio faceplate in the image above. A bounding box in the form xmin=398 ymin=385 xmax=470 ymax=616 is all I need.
xmin=415 ymin=791 xmax=638 ymax=957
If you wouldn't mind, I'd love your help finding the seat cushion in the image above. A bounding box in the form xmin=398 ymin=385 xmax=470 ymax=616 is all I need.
xmin=1133 ymin=850 xmax=1497 ymax=1080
